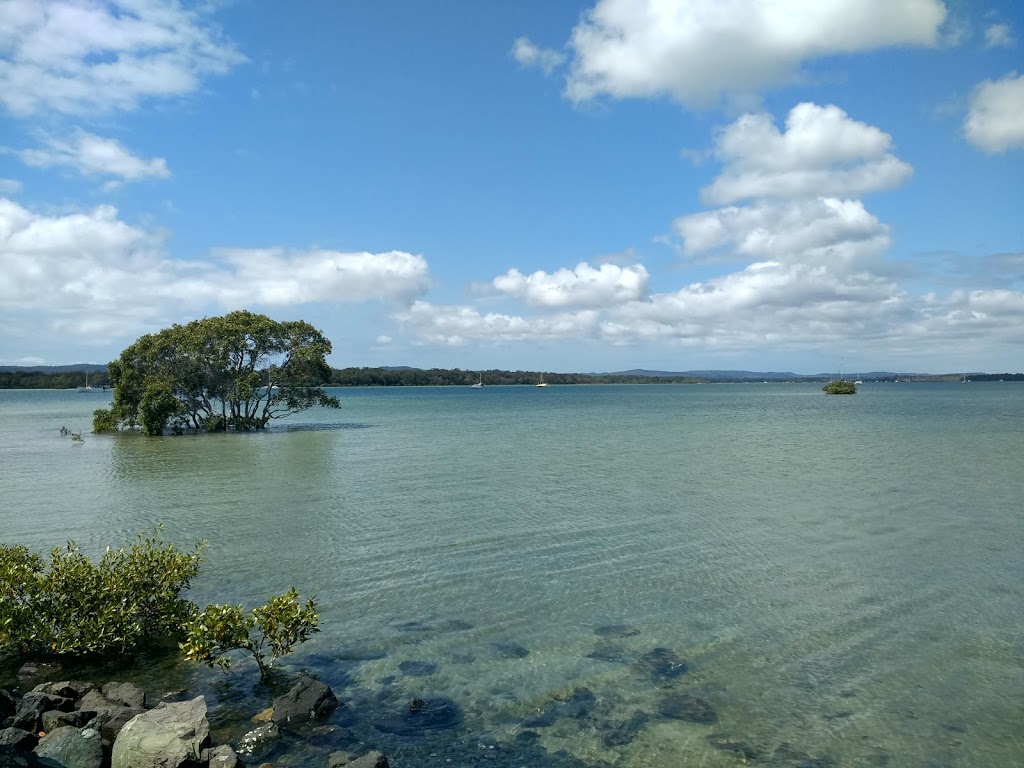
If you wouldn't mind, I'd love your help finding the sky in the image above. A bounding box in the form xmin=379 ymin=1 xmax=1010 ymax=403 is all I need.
xmin=1 ymin=0 xmax=1022 ymax=375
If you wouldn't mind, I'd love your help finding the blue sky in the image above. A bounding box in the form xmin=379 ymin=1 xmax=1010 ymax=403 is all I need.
xmin=1 ymin=0 xmax=1022 ymax=374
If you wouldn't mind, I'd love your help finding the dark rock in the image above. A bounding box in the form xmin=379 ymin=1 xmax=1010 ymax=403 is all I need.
xmin=100 ymin=682 xmax=146 ymax=710
xmin=347 ymin=751 xmax=390 ymax=768
xmin=586 ymin=644 xmax=627 ymax=663
xmin=0 ymin=690 xmax=15 ymax=720
xmin=75 ymin=692 xmax=114 ymax=712
xmin=658 ymin=693 xmax=717 ymax=724
xmin=450 ymin=653 xmax=476 ymax=664
xmin=602 ymin=710 xmax=651 ymax=747
xmin=521 ymin=688 xmax=597 ymax=728
xmin=374 ymin=697 xmax=463 ymax=736
xmin=707 ymin=734 xmax=761 ymax=761
xmin=0 ymin=727 xmax=39 ymax=753
xmin=89 ymin=707 xmax=142 ymax=744
xmin=33 ymin=681 xmax=96 ymax=701
xmin=398 ymin=660 xmax=437 ymax=677
xmin=12 ymin=692 xmax=73 ymax=732
xmin=42 ymin=709 xmax=96 ymax=732
xmin=110 ymin=696 xmax=209 ymax=768
xmin=34 ymin=726 xmax=103 ymax=768
xmin=594 ymin=624 xmax=640 ymax=638
xmin=236 ymin=723 xmax=280 ymax=760
xmin=636 ymin=647 xmax=689 ymax=684
xmin=492 ymin=641 xmax=529 ymax=659
xmin=271 ymin=677 xmax=339 ymax=726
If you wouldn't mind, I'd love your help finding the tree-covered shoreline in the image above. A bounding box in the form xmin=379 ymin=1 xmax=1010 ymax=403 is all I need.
xmin=3 ymin=366 xmax=1023 ymax=389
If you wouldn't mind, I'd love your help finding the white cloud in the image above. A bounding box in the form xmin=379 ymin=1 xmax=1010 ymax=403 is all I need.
xmin=210 ymin=247 xmax=432 ymax=307
xmin=0 ymin=178 xmax=21 ymax=194
xmin=492 ymin=261 xmax=648 ymax=308
xmin=0 ymin=198 xmax=432 ymax=342
xmin=700 ymin=103 xmax=912 ymax=205
xmin=984 ymin=23 xmax=1014 ymax=49
xmin=19 ymin=132 xmax=170 ymax=180
xmin=674 ymin=198 xmax=890 ymax=266
xmin=562 ymin=0 xmax=947 ymax=106
xmin=964 ymin=72 xmax=1024 ymax=153
xmin=0 ymin=0 xmax=245 ymax=116
xmin=511 ymin=36 xmax=566 ymax=76
xmin=396 ymin=301 xmax=600 ymax=345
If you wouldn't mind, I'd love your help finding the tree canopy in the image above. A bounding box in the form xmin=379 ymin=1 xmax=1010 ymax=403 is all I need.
xmin=93 ymin=311 xmax=340 ymax=435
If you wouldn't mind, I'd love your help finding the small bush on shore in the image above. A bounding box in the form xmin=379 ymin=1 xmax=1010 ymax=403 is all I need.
xmin=181 ymin=589 xmax=320 ymax=681
xmin=0 ymin=531 xmax=205 ymax=657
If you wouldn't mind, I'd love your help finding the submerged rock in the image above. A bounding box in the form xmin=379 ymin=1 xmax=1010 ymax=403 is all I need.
xmin=602 ymin=710 xmax=652 ymax=747
xmin=636 ymin=647 xmax=689 ymax=684
xmin=586 ymin=643 xmax=628 ymax=663
xmin=707 ymin=733 xmax=761 ymax=761
xmin=594 ymin=624 xmax=640 ymax=638
xmin=492 ymin=641 xmax=530 ymax=659
xmin=398 ymin=660 xmax=437 ymax=677
xmin=336 ymin=646 xmax=389 ymax=661
xmin=236 ymin=722 xmax=281 ymax=760
xmin=373 ymin=697 xmax=463 ymax=736
xmin=658 ymin=693 xmax=717 ymax=724
xmin=521 ymin=688 xmax=597 ymax=728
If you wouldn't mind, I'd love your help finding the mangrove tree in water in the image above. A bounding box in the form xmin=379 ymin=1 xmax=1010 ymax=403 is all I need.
xmin=93 ymin=310 xmax=340 ymax=435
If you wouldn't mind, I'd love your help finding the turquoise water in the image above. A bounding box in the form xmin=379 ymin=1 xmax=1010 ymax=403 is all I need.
xmin=1 ymin=383 xmax=1022 ymax=766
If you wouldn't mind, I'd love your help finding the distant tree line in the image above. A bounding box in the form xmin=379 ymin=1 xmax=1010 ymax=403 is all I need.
xmin=3 ymin=367 xmax=1023 ymax=390
xmin=327 ymin=367 xmax=704 ymax=386
xmin=0 ymin=370 xmax=111 ymax=389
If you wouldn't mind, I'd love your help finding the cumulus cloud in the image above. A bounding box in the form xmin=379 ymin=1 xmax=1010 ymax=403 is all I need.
xmin=0 ymin=198 xmax=431 ymax=342
xmin=700 ymin=103 xmax=912 ymax=205
xmin=964 ymin=72 xmax=1024 ymax=153
xmin=19 ymin=132 xmax=170 ymax=180
xmin=562 ymin=0 xmax=946 ymax=106
xmin=512 ymin=36 xmax=566 ymax=75
xmin=984 ymin=23 xmax=1014 ymax=49
xmin=674 ymin=198 xmax=891 ymax=266
xmin=0 ymin=0 xmax=245 ymax=116
xmin=492 ymin=262 xmax=649 ymax=308
xmin=396 ymin=301 xmax=600 ymax=346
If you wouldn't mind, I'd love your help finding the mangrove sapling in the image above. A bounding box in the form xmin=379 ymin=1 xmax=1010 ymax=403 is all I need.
xmin=0 ymin=531 xmax=204 ymax=657
xmin=181 ymin=588 xmax=320 ymax=682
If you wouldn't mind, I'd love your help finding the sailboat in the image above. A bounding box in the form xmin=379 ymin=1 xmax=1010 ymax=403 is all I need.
xmin=471 ymin=373 xmax=484 ymax=389
xmin=77 ymin=371 xmax=93 ymax=392
xmin=536 ymin=373 xmax=548 ymax=388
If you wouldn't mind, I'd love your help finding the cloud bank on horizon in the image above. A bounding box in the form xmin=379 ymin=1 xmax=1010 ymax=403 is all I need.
xmin=0 ymin=0 xmax=1021 ymax=373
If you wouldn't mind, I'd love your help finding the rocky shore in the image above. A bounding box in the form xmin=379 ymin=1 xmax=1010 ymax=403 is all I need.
xmin=0 ymin=665 xmax=383 ymax=768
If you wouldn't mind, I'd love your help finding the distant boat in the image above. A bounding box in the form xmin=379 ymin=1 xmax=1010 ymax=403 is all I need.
xmin=536 ymin=373 xmax=548 ymax=388
xmin=471 ymin=373 xmax=484 ymax=389
xmin=854 ymin=373 xmax=863 ymax=385
xmin=962 ymin=373 xmax=969 ymax=383
xmin=77 ymin=371 xmax=93 ymax=392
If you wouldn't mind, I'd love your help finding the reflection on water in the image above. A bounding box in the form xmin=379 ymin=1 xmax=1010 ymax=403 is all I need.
xmin=1 ymin=384 xmax=1023 ymax=767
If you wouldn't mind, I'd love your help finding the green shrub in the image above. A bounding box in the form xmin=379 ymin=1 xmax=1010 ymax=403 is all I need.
xmin=181 ymin=589 xmax=320 ymax=681
xmin=0 ymin=531 xmax=204 ymax=657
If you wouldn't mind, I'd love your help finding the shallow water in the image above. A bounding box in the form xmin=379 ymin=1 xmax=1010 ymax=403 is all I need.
xmin=2 ymin=383 xmax=1022 ymax=766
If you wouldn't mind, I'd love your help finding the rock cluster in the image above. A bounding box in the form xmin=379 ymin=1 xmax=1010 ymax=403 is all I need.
xmin=0 ymin=668 xmax=368 ymax=768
